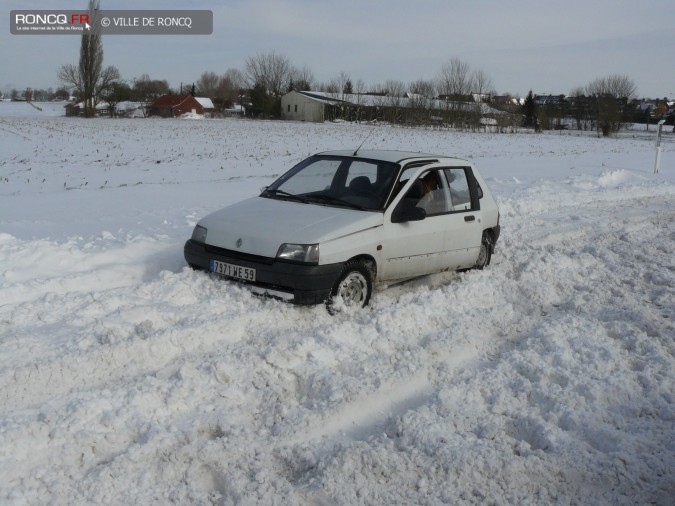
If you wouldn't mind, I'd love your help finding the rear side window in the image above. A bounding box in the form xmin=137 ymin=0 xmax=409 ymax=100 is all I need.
xmin=443 ymin=168 xmax=481 ymax=211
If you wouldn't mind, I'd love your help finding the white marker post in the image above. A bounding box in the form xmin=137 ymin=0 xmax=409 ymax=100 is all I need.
xmin=654 ymin=119 xmax=665 ymax=174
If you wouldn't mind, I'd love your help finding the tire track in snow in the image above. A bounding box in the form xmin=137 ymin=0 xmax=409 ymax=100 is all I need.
xmin=281 ymin=337 xmax=490 ymax=446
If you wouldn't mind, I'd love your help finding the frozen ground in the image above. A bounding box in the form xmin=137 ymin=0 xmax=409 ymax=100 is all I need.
xmin=1 ymin=101 xmax=674 ymax=504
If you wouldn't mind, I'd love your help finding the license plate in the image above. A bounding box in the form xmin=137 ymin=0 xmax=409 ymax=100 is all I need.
xmin=210 ymin=260 xmax=256 ymax=282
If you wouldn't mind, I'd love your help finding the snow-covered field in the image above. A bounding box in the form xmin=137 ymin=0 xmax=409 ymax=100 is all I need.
xmin=1 ymin=101 xmax=673 ymax=505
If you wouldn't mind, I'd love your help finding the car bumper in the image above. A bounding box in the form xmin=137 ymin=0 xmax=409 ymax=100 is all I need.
xmin=184 ymin=239 xmax=343 ymax=305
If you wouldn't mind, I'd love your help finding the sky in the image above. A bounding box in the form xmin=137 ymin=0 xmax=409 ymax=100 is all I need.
xmin=2 ymin=0 xmax=674 ymax=99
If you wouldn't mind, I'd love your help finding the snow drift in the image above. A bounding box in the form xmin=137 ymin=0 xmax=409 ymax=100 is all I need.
xmin=1 ymin=102 xmax=673 ymax=504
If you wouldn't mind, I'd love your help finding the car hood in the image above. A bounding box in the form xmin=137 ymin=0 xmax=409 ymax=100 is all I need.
xmin=199 ymin=197 xmax=383 ymax=257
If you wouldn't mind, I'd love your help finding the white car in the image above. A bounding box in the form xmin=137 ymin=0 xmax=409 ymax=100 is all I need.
xmin=185 ymin=150 xmax=500 ymax=311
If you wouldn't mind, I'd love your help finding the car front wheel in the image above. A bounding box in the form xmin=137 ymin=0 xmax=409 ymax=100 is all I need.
xmin=327 ymin=261 xmax=372 ymax=314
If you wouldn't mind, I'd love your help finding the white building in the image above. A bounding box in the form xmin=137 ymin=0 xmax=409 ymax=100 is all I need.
xmin=280 ymin=90 xmax=345 ymax=122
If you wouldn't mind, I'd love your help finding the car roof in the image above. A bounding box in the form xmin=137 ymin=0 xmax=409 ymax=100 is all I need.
xmin=316 ymin=149 xmax=468 ymax=165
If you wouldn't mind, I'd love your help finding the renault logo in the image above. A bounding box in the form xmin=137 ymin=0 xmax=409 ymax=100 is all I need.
xmin=235 ymin=238 xmax=243 ymax=248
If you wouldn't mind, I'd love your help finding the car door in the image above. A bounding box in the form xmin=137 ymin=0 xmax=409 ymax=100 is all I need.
xmin=380 ymin=165 xmax=483 ymax=281
xmin=437 ymin=166 xmax=483 ymax=269
xmin=380 ymin=167 xmax=451 ymax=280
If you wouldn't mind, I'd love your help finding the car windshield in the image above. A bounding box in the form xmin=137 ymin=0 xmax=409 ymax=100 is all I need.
xmin=261 ymin=155 xmax=400 ymax=211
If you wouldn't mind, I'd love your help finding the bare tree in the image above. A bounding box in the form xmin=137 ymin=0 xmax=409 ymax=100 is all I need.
xmin=79 ymin=0 xmax=102 ymax=116
xmin=224 ymin=68 xmax=244 ymax=90
xmin=219 ymin=69 xmax=244 ymax=108
xmin=351 ymin=79 xmax=367 ymax=122
xmin=289 ymin=64 xmax=314 ymax=91
xmin=436 ymin=58 xmax=477 ymax=127
xmin=57 ymin=64 xmax=82 ymax=97
xmin=568 ymin=86 xmax=591 ymax=130
xmin=329 ymin=71 xmax=352 ymax=101
xmin=569 ymin=86 xmax=585 ymax=97
xmin=222 ymin=68 xmax=245 ymax=108
xmin=410 ymin=79 xmax=436 ymax=98
xmin=437 ymin=58 xmax=474 ymax=100
xmin=585 ymin=74 xmax=637 ymax=135
xmin=371 ymin=80 xmax=406 ymax=123
xmin=409 ymin=79 xmax=436 ymax=124
xmin=195 ymin=69 xmax=245 ymax=109
xmin=57 ymin=0 xmax=120 ymax=117
xmin=586 ymin=74 xmax=636 ymax=99
xmin=195 ymin=71 xmax=220 ymax=97
xmin=97 ymin=65 xmax=120 ymax=98
xmin=245 ymin=51 xmax=293 ymax=96
xmin=364 ymin=83 xmax=386 ymax=121
xmin=471 ymin=69 xmax=494 ymax=101
xmin=132 ymin=74 xmax=170 ymax=116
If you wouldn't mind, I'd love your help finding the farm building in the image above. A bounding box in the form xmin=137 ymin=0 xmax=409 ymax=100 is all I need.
xmin=148 ymin=95 xmax=215 ymax=118
xmin=281 ymin=90 xmax=511 ymax=127
xmin=280 ymin=90 xmax=346 ymax=122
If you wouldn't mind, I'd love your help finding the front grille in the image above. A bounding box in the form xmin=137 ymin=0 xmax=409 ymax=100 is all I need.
xmin=204 ymin=244 xmax=275 ymax=265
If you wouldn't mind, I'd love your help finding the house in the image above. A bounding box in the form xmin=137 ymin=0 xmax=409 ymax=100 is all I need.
xmin=534 ymin=94 xmax=566 ymax=106
xmin=637 ymin=99 xmax=657 ymax=113
xmin=492 ymin=95 xmax=521 ymax=106
xmin=64 ymin=100 xmax=109 ymax=117
xmin=655 ymin=100 xmax=669 ymax=117
xmin=148 ymin=95 xmax=215 ymax=118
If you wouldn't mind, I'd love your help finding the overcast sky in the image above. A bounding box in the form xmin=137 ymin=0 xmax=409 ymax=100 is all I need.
xmin=3 ymin=0 xmax=674 ymax=99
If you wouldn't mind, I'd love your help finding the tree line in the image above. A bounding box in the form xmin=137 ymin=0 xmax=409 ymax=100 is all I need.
xmin=520 ymin=75 xmax=660 ymax=136
xmin=52 ymin=3 xmax=661 ymax=135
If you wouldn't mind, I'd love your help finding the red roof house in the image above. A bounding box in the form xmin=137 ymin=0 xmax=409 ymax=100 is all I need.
xmin=148 ymin=95 xmax=215 ymax=117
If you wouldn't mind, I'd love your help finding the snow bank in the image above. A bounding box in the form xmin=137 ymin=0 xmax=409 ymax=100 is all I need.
xmin=0 ymin=115 xmax=673 ymax=504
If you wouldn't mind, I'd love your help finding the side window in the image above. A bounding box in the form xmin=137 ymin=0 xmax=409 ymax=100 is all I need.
xmin=399 ymin=170 xmax=450 ymax=216
xmin=444 ymin=168 xmax=473 ymax=211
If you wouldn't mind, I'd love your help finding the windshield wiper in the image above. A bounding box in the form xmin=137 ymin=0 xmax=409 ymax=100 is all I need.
xmin=306 ymin=194 xmax=368 ymax=211
xmin=262 ymin=188 xmax=309 ymax=204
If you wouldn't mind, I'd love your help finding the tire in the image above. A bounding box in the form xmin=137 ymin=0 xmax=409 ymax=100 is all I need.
xmin=326 ymin=261 xmax=373 ymax=314
xmin=474 ymin=233 xmax=492 ymax=270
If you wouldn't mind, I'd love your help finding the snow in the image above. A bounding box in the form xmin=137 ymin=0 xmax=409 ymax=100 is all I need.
xmin=1 ymin=103 xmax=674 ymax=505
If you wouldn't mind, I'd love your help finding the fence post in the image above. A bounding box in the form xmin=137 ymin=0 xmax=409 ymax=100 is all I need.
xmin=654 ymin=119 xmax=665 ymax=174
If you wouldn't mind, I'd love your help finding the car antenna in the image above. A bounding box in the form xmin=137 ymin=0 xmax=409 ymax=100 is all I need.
xmin=353 ymin=127 xmax=376 ymax=156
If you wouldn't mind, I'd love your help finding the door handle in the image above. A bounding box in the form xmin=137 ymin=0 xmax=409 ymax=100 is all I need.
xmin=464 ymin=215 xmax=475 ymax=222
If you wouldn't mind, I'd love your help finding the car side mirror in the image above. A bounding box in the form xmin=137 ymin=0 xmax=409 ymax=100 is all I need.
xmin=391 ymin=201 xmax=427 ymax=223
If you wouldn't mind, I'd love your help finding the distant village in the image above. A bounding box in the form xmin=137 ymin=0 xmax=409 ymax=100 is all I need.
xmin=2 ymin=83 xmax=673 ymax=136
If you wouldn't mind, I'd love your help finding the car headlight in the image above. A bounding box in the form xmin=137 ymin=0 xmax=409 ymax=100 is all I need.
xmin=191 ymin=225 xmax=207 ymax=243
xmin=276 ymin=243 xmax=319 ymax=264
